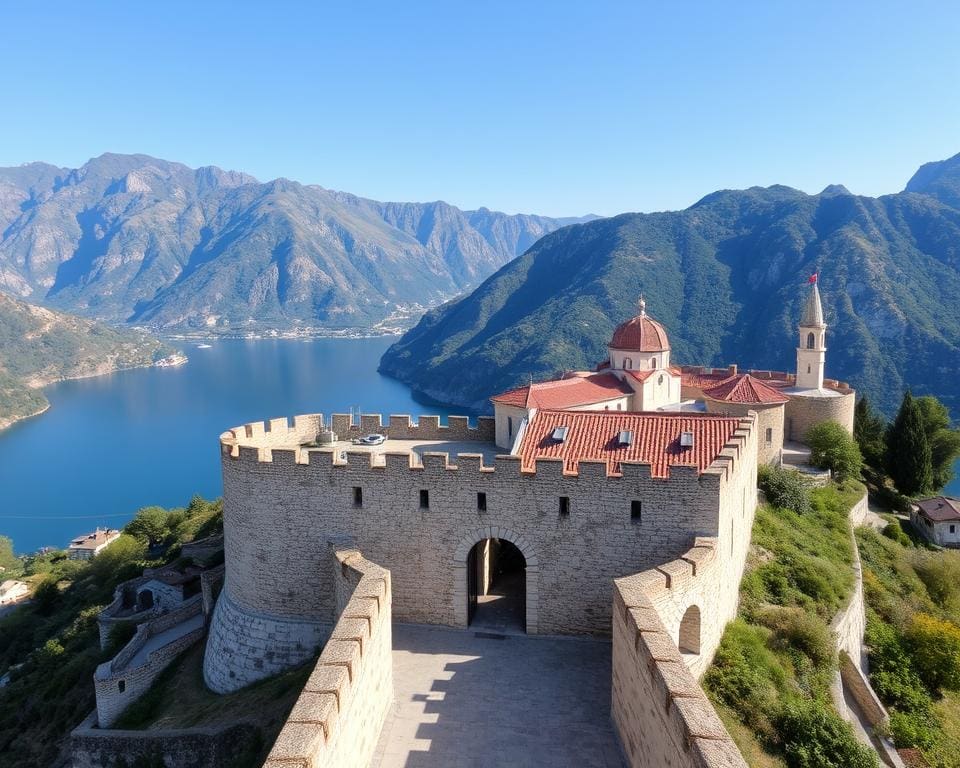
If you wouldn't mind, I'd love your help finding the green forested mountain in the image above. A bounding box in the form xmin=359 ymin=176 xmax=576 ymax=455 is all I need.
xmin=381 ymin=156 xmax=960 ymax=415
xmin=0 ymin=154 xmax=588 ymax=333
xmin=0 ymin=293 xmax=171 ymax=429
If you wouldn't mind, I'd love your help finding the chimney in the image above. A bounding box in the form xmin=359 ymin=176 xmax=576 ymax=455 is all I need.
xmin=727 ymin=364 xmax=738 ymax=375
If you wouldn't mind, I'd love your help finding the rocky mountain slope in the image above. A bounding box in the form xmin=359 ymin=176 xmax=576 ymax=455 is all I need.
xmin=0 ymin=154 xmax=589 ymax=334
xmin=381 ymin=154 xmax=960 ymax=415
xmin=0 ymin=293 xmax=172 ymax=429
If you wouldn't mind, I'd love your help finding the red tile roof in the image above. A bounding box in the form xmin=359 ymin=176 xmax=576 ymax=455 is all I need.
xmin=490 ymin=373 xmax=633 ymax=410
xmin=610 ymin=314 xmax=671 ymax=352
xmin=916 ymin=497 xmax=960 ymax=523
xmin=516 ymin=409 xmax=742 ymax=477
xmin=681 ymin=370 xmax=734 ymax=390
xmin=703 ymin=374 xmax=789 ymax=405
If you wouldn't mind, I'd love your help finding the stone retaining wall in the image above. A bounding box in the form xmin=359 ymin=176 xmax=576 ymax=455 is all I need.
xmin=263 ymin=546 xmax=392 ymax=768
xmin=70 ymin=710 xmax=260 ymax=768
xmin=611 ymin=537 xmax=747 ymax=767
xmin=94 ymin=597 xmax=205 ymax=728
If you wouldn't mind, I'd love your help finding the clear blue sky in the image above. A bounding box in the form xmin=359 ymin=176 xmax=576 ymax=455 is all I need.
xmin=1 ymin=1 xmax=958 ymax=217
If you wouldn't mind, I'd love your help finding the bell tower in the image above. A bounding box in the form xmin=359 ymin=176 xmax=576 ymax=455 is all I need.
xmin=796 ymin=278 xmax=826 ymax=390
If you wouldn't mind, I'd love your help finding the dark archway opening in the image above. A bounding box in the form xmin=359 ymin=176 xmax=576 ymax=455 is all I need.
xmin=137 ymin=589 xmax=154 ymax=612
xmin=467 ymin=538 xmax=526 ymax=632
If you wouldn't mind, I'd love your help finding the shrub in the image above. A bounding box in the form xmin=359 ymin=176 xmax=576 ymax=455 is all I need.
xmin=33 ymin=576 xmax=60 ymax=615
xmin=865 ymin=616 xmax=932 ymax=714
xmin=704 ymin=620 xmax=786 ymax=740
xmin=905 ymin=613 xmax=960 ymax=692
xmin=888 ymin=710 xmax=940 ymax=750
xmin=806 ymin=421 xmax=864 ymax=481
xmin=774 ymin=698 xmax=878 ymax=768
xmin=757 ymin=606 xmax=834 ymax=667
xmin=758 ymin=465 xmax=811 ymax=515
xmin=882 ymin=519 xmax=912 ymax=547
xmin=912 ymin=551 xmax=960 ymax=616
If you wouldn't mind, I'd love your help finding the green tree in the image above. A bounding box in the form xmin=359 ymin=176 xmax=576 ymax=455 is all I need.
xmin=913 ymin=395 xmax=960 ymax=492
xmin=124 ymin=506 xmax=170 ymax=548
xmin=0 ymin=535 xmax=20 ymax=576
xmin=854 ymin=396 xmax=887 ymax=469
xmin=905 ymin=613 xmax=960 ymax=692
xmin=758 ymin=465 xmax=811 ymax=515
xmin=806 ymin=422 xmax=863 ymax=481
xmin=886 ymin=391 xmax=932 ymax=496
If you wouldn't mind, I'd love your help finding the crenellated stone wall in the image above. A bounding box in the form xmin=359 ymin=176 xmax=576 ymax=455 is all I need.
xmin=612 ymin=537 xmax=748 ymax=767
xmin=704 ymin=399 xmax=784 ymax=466
xmin=263 ymin=545 xmax=392 ymax=768
xmin=207 ymin=411 xmax=758 ymax=691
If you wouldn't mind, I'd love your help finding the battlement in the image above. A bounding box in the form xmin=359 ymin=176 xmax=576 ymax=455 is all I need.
xmin=264 ymin=545 xmax=392 ymax=768
xmin=221 ymin=411 xmax=756 ymax=484
xmin=612 ymin=538 xmax=747 ymax=767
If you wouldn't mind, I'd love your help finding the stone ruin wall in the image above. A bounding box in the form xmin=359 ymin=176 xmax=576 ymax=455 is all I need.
xmin=611 ymin=537 xmax=748 ymax=768
xmin=263 ymin=545 xmax=393 ymax=768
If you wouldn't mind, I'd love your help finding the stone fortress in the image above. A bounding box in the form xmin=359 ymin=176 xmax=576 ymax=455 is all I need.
xmin=185 ymin=282 xmax=855 ymax=767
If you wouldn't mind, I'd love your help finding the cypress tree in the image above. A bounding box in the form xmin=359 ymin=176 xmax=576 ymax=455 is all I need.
xmin=886 ymin=390 xmax=932 ymax=496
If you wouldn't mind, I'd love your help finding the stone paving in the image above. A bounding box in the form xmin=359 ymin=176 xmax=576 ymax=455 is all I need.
xmin=371 ymin=623 xmax=625 ymax=768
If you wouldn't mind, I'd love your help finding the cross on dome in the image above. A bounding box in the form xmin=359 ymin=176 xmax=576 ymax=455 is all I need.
xmin=638 ymin=294 xmax=646 ymax=317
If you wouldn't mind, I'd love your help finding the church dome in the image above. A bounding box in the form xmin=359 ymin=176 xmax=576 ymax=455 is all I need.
xmin=609 ymin=298 xmax=670 ymax=352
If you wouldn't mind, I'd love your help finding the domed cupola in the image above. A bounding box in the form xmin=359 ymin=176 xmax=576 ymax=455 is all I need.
xmin=608 ymin=296 xmax=671 ymax=371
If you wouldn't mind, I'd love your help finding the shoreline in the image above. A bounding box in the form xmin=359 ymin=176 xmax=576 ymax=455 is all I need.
xmin=0 ymin=353 xmax=188 ymax=435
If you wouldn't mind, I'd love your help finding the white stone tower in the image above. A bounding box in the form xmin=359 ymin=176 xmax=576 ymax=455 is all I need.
xmin=795 ymin=279 xmax=826 ymax=390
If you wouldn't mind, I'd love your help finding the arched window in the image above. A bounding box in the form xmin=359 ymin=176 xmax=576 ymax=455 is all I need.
xmin=807 ymin=332 xmax=815 ymax=349
xmin=624 ymin=358 xmax=632 ymax=369
xmin=118 ymin=680 xmax=126 ymax=693
xmin=679 ymin=605 xmax=701 ymax=654
xmin=649 ymin=358 xmax=655 ymax=369
xmin=765 ymin=427 xmax=773 ymax=444
xmin=807 ymin=365 xmax=811 ymax=374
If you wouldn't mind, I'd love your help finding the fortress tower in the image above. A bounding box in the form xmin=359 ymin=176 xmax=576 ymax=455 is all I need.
xmin=795 ymin=279 xmax=827 ymax=390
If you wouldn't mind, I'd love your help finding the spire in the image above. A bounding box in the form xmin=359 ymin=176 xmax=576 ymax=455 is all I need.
xmin=801 ymin=282 xmax=825 ymax=327
xmin=638 ymin=294 xmax=646 ymax=317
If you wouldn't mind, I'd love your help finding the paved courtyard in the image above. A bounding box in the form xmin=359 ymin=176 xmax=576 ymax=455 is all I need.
xmin=372 ymin=623 xmax=625 ymax=768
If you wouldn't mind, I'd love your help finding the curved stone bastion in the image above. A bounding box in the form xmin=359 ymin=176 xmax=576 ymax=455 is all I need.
xmin=205 ymin=410 xmax=759 ymax=695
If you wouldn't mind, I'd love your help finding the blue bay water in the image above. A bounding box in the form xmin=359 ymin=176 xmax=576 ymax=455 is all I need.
xmin=0 ymin=338 xmax=453 ymax=554
xmin=947 ymin=458 xmax=960 ymax=498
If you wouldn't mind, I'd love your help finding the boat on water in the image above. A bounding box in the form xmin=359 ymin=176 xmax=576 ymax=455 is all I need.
xmin=196 ymin=343 xmax=212 ymax=349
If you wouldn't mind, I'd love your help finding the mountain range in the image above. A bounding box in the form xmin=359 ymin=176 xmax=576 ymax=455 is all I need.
xmin=0 ymin=154 xmax=591 ymax=334
xmin=381 ymin=154 xmax=960 ymax=416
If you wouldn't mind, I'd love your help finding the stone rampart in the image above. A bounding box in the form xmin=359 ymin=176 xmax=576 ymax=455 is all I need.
xmin=329 ymin=413 xmax=496 ymax=443
xmin=201 ymin=563 xmax=225 ymax=623
xmin=70 ymin=710 xmax=261 ymax=768
xmin=208 ymin=411 xmax=757 ymax=691
xmin=784 ymin=390 xmax=855 ymax=442
xmin=612 ymin=537 xmax=747 ymax=767
xmin=95 ymin=597 xmax=205 ymax=728
xmin=263 ymin=546 xmax=392 ymax=768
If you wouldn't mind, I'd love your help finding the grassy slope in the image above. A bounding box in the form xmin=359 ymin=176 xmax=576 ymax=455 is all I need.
xmin=857 ymin=521 xmax=960 ymax=767
xmin=705 ymin=480 xmax=878 ymax=767
xmin=0 ymin=292 xmax=172 ymax=429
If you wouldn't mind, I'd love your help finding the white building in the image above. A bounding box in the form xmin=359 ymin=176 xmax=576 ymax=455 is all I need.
xmin=68 ymin=528 xmax=122 ymax=560
xmin=911 ymin=497 xmax=960 ymax=547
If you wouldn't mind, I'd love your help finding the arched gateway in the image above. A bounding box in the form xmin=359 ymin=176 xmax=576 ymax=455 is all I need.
xmin=452 ymin=526 xmax=540 ymax=633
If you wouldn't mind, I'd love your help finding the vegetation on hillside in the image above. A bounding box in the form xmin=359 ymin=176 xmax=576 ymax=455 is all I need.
xmin=0 ymin=497 xmax=222 ymax=768
xmin=706 ymin=472 xmax=877 ymax=767
xmin=382 ymin=158 xmax=960 ymax=414
xmin=857 ymin=524 xmax=960 ymax=766
xmin=0 ymin=292 xmax=172 ymax=429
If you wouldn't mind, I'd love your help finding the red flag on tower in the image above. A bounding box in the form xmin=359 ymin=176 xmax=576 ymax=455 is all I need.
xmin=808 ymin=272 xmax=818 ymax=284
